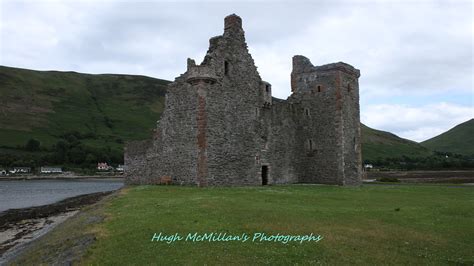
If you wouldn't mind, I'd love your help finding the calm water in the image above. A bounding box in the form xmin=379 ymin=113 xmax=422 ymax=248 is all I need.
xmin=0 ymin=179 xmax=124 ymax=212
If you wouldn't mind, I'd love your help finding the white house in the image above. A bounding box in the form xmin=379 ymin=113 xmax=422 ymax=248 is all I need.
xmin=40 ymin=167 xmax=62 ymax=174
xmin=116 ymin=164 xmax=125 ymax=172
xmin=97 ymin=162 xmax=112 ymax=171
xmin=11 ymin=167 xmax=31 ymax=174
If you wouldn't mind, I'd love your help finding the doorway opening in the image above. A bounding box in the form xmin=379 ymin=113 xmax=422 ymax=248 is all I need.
xmin=261 ymin=165 xmax=268 ymax=185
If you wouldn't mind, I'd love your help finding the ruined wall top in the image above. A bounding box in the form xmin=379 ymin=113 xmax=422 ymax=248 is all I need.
xmin=223 ymin=14 xmax=245 ymax=40
xmin=174 ymin=13 xmax=254 ymax=85
xmin=292 ymin=55 xmax=360 ymax=77
xmin=224 ymin=14 xmax=242 ymax=30
xmin=185 ymin=58 xmax=218 ymax=85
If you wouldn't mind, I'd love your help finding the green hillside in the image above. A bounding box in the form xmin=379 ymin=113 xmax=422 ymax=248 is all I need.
xmin=421 ymin=119 xmax=474 ymax=156
xmin=1 ymin=65 xmax=468 ymax=169
xmin=361 ymin=124 xmax=432 ymax=161
xmin=0 ymin=65 xmax=169 ymax=161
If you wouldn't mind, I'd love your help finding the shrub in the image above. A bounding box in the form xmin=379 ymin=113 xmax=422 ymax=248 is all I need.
xmin=377 ymin=177 xmax=400 ymax=183
xmin=25 ymin=138 xmax=40 ymax=151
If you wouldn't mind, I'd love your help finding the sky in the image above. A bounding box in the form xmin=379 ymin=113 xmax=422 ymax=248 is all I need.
xmin=0 ymin=0 xmax=472 ymax=142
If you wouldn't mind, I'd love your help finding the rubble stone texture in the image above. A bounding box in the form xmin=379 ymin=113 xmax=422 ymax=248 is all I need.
xmin=125 ymin=14 xmax=362 ymax=186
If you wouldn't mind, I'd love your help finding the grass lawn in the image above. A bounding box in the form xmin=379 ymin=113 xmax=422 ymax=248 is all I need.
xmin=14 ymin=184 xmax=474 ymax=265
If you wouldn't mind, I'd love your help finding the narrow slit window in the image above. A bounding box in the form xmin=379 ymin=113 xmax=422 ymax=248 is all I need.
xmin=224 ymin=61 xmax=229 ymax=75
xmin=347 ymin=84 xmax=351 ymax=92
xmin=317 ymin=85 xmax=321 ymax=92
xmin=305 ymin=108 xmax=310 ymax=116
xmin=309 ymin=139 xmax=313 ymax=151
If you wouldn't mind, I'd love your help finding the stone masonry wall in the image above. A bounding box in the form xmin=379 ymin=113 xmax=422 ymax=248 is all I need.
xmin=124 ymin=14 xmax=362 ymax=186
xmin=203 ymin=15 xmax=263 ymax=186
xmin=288 ymin=56 xmax=362 ymax=185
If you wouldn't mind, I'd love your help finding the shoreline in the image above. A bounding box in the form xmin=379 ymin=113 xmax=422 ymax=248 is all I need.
xmin=0 ymin=176 xmax=124 ymax=181
xmin=0 ymin=191 xmax=114 ymax=264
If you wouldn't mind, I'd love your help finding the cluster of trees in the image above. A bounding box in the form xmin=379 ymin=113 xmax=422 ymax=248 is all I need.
xmin=4 ymin=132 xmax=474 ymax=172
xmin=47 ymin=142 xmax=122 ymax=168
xmin=365 ymin=151 xmax=474 ymax=170
xmin=0 ymin=131 xmax=123 ymax=169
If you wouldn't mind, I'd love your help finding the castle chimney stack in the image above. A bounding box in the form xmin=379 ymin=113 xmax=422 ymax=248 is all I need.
xmin=224 ymin=14 xmax=243 ymax=31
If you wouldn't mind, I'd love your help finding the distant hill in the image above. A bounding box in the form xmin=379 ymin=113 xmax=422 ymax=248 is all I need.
xmin=421 ymin=119 xmax=474 ymax=156
xmin=1 ymin=65 xmax=456 ymax=165
xmin=0 ymin=65 xmax=169 ymax=154
xmin=361 ymin=124 xmax=432 ymax=161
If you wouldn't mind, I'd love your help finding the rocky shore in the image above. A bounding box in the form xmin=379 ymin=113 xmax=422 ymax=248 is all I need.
xmin=0 ymin=191 xmax=113 ymax=264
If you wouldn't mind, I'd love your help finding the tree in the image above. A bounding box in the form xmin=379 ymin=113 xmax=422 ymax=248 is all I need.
xmin=68 ymin=147 xmax=86 ymax=164
xmin=85 ymin=153 xmax=97 ymax=165
xmin=25 ymin=138 xmax=40 ymax=151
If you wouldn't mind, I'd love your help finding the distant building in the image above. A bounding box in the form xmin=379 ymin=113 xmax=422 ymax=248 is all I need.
xmin=364 ymin=164 xmax=374 ymax=170
xmin=97 ymin=162 xmax=112 ymax=171
xmin=116 ymin=164 xmax=125 ymax=172
xmin=11 ymin=167 xmax=31 ymax=174
xmin=40 ymin=167 xmax=63 ymax=174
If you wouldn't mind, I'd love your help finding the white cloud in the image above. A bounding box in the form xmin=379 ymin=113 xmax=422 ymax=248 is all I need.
xmin=0 ymin=0 xmax=472 ymax=141
xmin=362 ymin=102 xmax=474 ymax=142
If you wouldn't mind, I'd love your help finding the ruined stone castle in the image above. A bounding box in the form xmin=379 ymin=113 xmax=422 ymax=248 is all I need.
xmin=125 ymin=14 xmax=362 ymax=186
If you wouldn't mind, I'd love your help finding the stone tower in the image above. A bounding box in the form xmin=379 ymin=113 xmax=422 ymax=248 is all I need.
xmin=125 ymin=14 xmax=362 ymax=186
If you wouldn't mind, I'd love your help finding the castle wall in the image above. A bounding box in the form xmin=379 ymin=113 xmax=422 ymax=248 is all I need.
xmin=124 ymin=140 xmax=147 ymax=184
xmin=202 ymin=17 xmax=263 ymax=186
xmin=289 ymin=57 xmax=362 ymax=185
xmin=290 ymin=77 xmax=342 ymax=185
xmin=124 ymin=139 xmax=155 ymax=184
xmin=156 ymin=81 xmax=200 ymax=185
xmin=265 ymin=99 xmax=298 ymax=184
xmin=124 ymin=14 xmax=362 ymax=186
xmin=339 ymin=72 xmax=362 ymax=185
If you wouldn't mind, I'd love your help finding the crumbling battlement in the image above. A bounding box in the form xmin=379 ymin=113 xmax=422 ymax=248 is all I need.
xmin=125 ymin=14 xmax=362 ymax=186
xmin=186 ymin=59 xmax=218 ymax=85
xmin=292 ymin=55 xmax=360 ymax=76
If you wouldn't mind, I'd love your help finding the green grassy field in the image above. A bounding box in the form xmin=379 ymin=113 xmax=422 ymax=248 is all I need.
xmin=14 ymin=184 xmax=474 ymax=265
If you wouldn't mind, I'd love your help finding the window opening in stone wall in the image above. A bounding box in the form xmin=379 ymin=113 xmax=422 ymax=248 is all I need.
xmin=317 ymin=85 xmax=321 ymax=92
xmin=261 ymin=166 xmax=268 ymax=185
xmin=224 ymin=61 xmax=229 ymax=75
xmin=347 ymin=84 xmax=351 ymax=92
xmin=265 ymin=84 xmax=270 ymax=93
xmin=305 ymin=108 xmax=310 ymax=116
xmin=309 ymin=139 xmax=313 ymax=151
